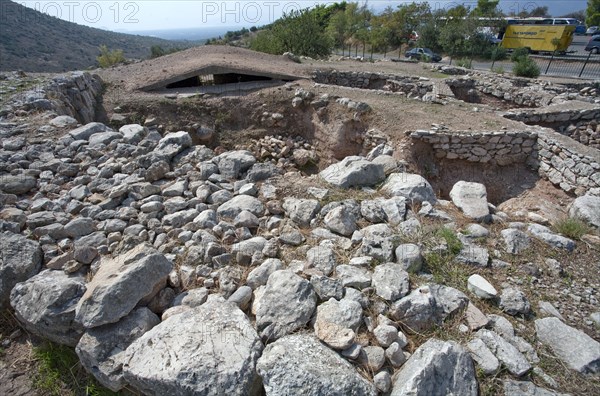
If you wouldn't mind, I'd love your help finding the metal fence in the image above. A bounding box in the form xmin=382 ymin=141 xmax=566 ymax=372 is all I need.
xmin=534 ymin=53 xmax=599 ymax=79
xmin=333 ymin=46 xmax=600 ymax=80
xmin=485 ymin=52 xmax=600 ymax=80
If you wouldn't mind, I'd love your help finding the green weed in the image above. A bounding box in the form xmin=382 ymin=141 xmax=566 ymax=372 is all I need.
xmin=552 ymin=218 xmax=591 ymax=241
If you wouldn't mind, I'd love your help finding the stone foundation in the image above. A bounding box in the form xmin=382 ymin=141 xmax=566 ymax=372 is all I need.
xmin=410 ymin=128 xmax=600 ymax=196
xmin=312 ymin=70 xmax=433 ymax=97
xmin=409 ymin=130 xmax=537 ymax=166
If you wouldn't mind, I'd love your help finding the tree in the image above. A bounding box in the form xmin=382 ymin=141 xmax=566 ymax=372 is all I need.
xmin=249 ymin=30 xmax=283 ymax=54
xmin=389 ymin=2 xmax=432 ymax=47
xmin=439 ymin=6 xmax=494 ymax=61
xmin=96 ymin=45 xmax=124 ymax=68
xmin=326 ymin=9 xmax=350 ymax=48
xmin=252 ymin=8 xmax=333 ymax=58
xmin=560 ymin=10 xmax=586 ymax=22
xmin=519 ymin=6 xmax=550 ymax=18
xmin=150 ymin=45 xmax=165 ymax=58
xmin=471 ymin=0 xmax=500 ymax=17
xmin=417 ymin=9 xmax=445 ymax=53
xmin=587 ymin=0 xmax=600 ymax=26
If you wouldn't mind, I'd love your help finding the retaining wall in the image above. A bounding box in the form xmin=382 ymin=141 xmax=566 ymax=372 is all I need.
xmin=410 ymin=128 xmax=600 ymax=196
xmin=409 ymin=130 xmax=537 ymax=166
xmin=44 ymin=71 xmax=104 ymax=124
xmin=312 ymin=70 xmax=433 ymax=97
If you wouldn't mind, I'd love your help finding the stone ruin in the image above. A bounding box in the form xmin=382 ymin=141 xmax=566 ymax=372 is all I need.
xmin=0 ymin=60 xmax=599 ymax=396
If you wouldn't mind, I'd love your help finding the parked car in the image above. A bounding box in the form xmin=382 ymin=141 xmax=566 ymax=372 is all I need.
xmin=586 ymin=26 xmax=599 ymax=35
xmin=405 ymin=47 xmax=442 ymax=62
xmin=575 ymin=24 xmax=587 ymax=35
xmin=585 ymin=36 xmax=600 ymax=53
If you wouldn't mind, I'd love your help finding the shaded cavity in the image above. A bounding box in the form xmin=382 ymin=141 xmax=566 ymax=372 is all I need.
xmin=166 ymin=73 xmax=277 ymax=89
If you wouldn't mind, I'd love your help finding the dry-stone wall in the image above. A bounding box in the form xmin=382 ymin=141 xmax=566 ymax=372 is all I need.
xmin=560 ymin=120 xmax=600 ymax=149
xmin=504 ymin=106 xmax=600 ymax=125
xmin=442 ymin=72 xmax=599 ymax=108
xmin=43 ymin=72 xmax=103 ymax=124
xmin=410 ymin=129 xmax=600 ymax=196
xmin=409 ymin=130 xmax=537 ymax=166
xmin=312 ymin=70 xmax=432 ymax=97
xmin=537 ymin=130 xmax=600 ymax=196
xmin=503 ymin=103 xmax=600 ymax=150
xmin=1 ymin=71 xmax=103 ymax=124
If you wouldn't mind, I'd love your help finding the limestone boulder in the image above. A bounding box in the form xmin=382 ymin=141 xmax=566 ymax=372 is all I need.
xmin=123 ymin=300 xmax=263 ymax=396
xmin=76 ymin=308 xmax=160 ymax=391
xmin=319 ymin=156 xmax=385 ymax=189
xmin=257 ymin=334 xmax=376 ymax=396
xmin=535 ymin=317 xmax=600 ymax=373
xmin=449 ymin=181 xmax=491 ymax=222
xmin=75 ymin=244 xmax=172 ymax=328
xmin=372 ymin=263 xmax=410 ymax=301
xmin=569 ymin=195 xmax=600 ymax=229
xmin=11 ymin=269 xmax=86 ymax=346
xmin=381 ymin=173 xmax=436 ymax=204
xmin=256 ymin=270 xmax=316 ymax=341
xmin=390 ymin=339 xmax=478 ymax=396
xmin=390 ymin=284 xmax=468 ymax=332
xmin=0 ymin=231 xmax=42 ymax=309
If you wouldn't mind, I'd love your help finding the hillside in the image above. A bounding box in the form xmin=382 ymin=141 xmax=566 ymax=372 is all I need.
xmin=0 ymin=0 xmax=188 ymax=72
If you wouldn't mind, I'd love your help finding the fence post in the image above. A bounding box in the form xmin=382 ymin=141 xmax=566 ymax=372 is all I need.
xmin=545 ymin=51 xmax=555 ymax=75
xmin=362 ymin=43 xmax=365 ymax=58
xmin=579 ymin=51 xmax=592 ymax=78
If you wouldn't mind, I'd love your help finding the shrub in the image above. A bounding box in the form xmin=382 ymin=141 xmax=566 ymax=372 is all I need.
xmin=553 ymin=218 xmax=591 ymax=240
xmin=96 ymin=45 xmax=125 ymax=68
xmin=487 ymin=46 xmax=507 ymax=61
xmin=512 ymin=55 xmax=540 ymax=78
xmin=150 ymin=45 xmax=183 ymax=59
xmin=510 ymin=47 xmax=529 ymax=62
xmin=456 ymin=57 xmax=472 ymax=68
xmin=491 ymin=65 xmax=505 ymax=74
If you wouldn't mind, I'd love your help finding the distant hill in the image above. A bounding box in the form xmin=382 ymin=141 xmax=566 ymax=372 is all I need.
xmin=0 ymin=0 xmax=189 ymax=72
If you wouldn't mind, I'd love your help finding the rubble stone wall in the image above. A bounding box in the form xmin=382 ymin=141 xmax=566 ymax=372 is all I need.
xmin=504 ymin=107 xmax=600 ymax=125
xmin=537 ymin=130 xmax=600 ymax=196
xmin=410 ymin=129 xmax=600 ymax=196
xmin=43 ymin=71 xmax=104 ymax=124
xmin=312 ymin=70 xmax=433 ymax=96
xmin=409 ymin=130 xmax=537 ymax=166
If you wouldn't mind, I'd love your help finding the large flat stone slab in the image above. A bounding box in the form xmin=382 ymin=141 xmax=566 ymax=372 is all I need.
xmin=535 ymin=317 xmax=600 ymax=373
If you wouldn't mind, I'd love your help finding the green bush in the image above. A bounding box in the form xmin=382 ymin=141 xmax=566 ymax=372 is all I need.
xmin=553 ymin=218 xmax=591 ymax=240
xmin=150 ymin=45 xmax=182 ymax=59
xmin=486 ymin=46 xmax=507 ymax=61
xmin=491 ymin=65 xmax=505 ymax=74
xmin=512 ymin=55 xmax=540 ymax=78
xmin=510 ymin=47 xmax=529 ymax=62
xmin=96 ymin=45 xmax=125 ymax=68
xmin=456 ymin=57 xmax=472 ymax=68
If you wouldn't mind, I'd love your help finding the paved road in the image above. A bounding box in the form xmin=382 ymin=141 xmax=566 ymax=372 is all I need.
xmin=570 ymin=35 xmax=594 ymax=55
xmin=334 ymin=37 xmax=600 ymax=80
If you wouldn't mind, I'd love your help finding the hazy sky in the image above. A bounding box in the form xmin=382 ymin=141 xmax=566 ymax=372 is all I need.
xmin=19 ymin=1 xmax=588 ymax=31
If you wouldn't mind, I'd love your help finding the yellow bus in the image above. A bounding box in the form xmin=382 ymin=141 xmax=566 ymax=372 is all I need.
xmin=500 ymin=25 xmax=575 ymax=53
